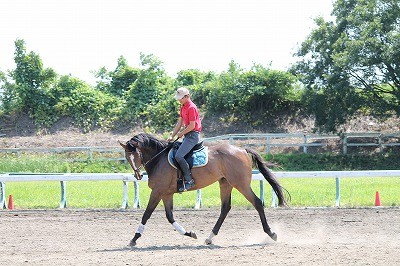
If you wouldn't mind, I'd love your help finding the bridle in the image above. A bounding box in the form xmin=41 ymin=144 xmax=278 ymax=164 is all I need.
xmin=125 ymin=149 xmax=145 ymax=180
xmin=125 ymin=138 xmax=179 ymax=180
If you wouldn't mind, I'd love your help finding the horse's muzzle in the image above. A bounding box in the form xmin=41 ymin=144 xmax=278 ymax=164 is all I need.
xmin=134 ymin=169 xmax=143 ymax=180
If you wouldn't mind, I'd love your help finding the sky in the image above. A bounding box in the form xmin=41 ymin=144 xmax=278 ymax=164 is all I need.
xmin=0 ymin=0 xmax=333 ymax=85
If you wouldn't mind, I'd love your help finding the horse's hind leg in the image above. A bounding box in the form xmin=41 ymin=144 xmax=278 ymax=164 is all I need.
xmin=205 ymin=178 xmax=233 ymax=245
xmin=237 ymin=186 xmax=277 ymax=241
xmin=130 ymin=191 xmax=161 ymax=247
xmin=163 ymin=194 xmax=197 ymax=240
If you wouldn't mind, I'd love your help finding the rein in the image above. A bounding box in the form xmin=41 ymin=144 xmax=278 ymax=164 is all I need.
xmin=142 ymin=138 xmax=180 ymax=168
xmin=128 ymin=138 xmax=179 ymax=176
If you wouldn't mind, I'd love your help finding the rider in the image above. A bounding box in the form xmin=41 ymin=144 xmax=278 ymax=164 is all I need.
xmin=168 ymin=87 xmax=202 ymax=192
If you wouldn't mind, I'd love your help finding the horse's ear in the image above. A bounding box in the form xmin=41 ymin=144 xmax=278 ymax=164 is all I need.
xmin=118 ymin=140 xmax=127 ymax=149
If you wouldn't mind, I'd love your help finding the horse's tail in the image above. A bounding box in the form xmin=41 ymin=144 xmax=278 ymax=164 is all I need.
xmin=246 ymin=148 xmax=288 ymax=207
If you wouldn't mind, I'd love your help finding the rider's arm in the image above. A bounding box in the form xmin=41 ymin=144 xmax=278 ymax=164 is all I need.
xmin=169 ymin=117 xmax=183 ymax=140
xmin=177 ymin=121 xmax=195 ymax=138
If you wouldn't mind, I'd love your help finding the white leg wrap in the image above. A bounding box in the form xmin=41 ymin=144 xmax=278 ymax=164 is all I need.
xmin=172 ymin=222 xmax=186 ymax=235
xmin=136 ymin=223 xmax=145 ymax=234
xmin=207 ymin=232 xmax=216 ymax=241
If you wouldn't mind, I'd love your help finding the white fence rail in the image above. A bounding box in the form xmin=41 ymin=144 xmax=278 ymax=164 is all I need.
xmin=204 ymin=133 xmax=340 ymax=154
xmin=2 ymin=170 xmax=399 ymax=210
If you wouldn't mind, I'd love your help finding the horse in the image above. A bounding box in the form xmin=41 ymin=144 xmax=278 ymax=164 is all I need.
xmin=119 ymin=133 xmax=286 ymax=246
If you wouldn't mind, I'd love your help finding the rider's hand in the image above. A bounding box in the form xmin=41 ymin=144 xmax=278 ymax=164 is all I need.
xmin=177 ymin=131 xmax=184 ymax=138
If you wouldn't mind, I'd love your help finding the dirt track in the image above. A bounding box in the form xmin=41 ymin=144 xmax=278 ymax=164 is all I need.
xmin=0 ymin=207 xmax=399 ymax=266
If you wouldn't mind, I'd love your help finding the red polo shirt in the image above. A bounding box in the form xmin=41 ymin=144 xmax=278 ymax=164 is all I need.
xmin=180 ymin=99 xmax=202 ymax=132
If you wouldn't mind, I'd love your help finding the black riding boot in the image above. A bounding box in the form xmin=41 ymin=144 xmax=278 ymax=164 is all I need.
xmin=177 ymin=159 xmax=195 ymax=192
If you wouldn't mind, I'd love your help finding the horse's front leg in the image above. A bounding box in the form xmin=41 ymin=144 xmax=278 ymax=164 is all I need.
xmin=130 ymin=191 xmax=161 ymax=247
xmin=163 ymin=194 xmax=197 ymax=240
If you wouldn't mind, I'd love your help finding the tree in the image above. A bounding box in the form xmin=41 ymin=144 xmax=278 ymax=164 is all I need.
xmin=123 ymin=53 xmax=175 ymax=130
xmin=12 ymin=39 xmax=58 ymax=126
xmin=55 ymin=76 xmax=124 ymax=131
xmin=207 ymin=61 xmax=301 ymax=124
xmin=93 ymin=66 xmax=111 ymax=93
xmin=94 ymin=56 xmax=140 ymax=97
xmin=207 ymin=60 xmax=243 ymax=113
xmin=175 ymin=69 xmax=216 ymax=106
xmin=292 ymin=0 xmax=400 ymax=132
xmin=0 ymin=70 xmax=19 ymax=114
xmin=240 ymin=65 xmax=301 ymax=120
xmin=109 ymin=56 xmax=140 ymax=97
xmin=175 ymin=69 xmax=216 ymax=86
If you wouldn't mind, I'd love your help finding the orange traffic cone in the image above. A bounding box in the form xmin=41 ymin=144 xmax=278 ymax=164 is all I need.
xmin=374 ymin=191 xmax=381 ymax=206
xmin=7 ymin=195 xmax=14 ymax=210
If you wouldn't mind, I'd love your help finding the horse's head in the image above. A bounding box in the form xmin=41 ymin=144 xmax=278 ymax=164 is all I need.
xmin=118 ymin=140 xmax=144 ymax=180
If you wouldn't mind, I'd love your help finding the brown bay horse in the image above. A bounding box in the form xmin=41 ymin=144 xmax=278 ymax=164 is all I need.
xmin=119 ymin=133 xmax=286 ymax=246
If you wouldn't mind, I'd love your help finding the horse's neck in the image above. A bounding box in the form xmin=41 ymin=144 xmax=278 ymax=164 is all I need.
xmin=142 ymin=147 xmax=165 ymax=164
xmin=142 ymin=148 xmax=156 ymax=162
xmin=142 ymin=148 xmax=167 ymax=176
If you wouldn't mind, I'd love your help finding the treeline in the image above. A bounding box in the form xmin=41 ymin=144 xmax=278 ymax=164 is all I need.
xmin=0 ymin=40 xmax=301 ymax=133
xmin=1 ymin=0 xmax=399 ymax=134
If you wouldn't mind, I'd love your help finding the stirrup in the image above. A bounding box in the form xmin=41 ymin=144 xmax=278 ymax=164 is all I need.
xmin=179 ymin=179 xmax=195 ymax=192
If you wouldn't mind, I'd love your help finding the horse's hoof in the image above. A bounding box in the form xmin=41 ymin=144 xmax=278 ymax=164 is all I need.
xmin=205 ymin=238 xmax=212 ymax=245
xmin=129 ymin=239 xmax=137 ymax=247
xmin=190 ymin=231 xmax=197 ymax=239
xmin=269 ymin=232 xmax=277 ymax=241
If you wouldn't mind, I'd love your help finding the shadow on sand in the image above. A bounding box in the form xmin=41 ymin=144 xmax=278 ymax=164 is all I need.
xmin=99 ymin=242 xmax=274 ymax=253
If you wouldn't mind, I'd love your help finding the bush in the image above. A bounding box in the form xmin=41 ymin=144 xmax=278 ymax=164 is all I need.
xmin=205 ymin=62 xmax=303 ymax=123
xmin=55 ymin=77 xmax=124 ymax=131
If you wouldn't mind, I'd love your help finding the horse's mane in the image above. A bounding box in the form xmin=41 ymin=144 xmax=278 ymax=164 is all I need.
xmin=129 ymin=133 xmax=169 ymax=152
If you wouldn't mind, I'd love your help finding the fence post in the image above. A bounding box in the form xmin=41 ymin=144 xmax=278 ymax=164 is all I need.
xmin=266 ymin=136 xmax=271 ymax=154
xmin=88 ymin=149 xmax=93 ymax=160
xmin=121 ymin=181 xmax=129 ymax=209
xmin=133 ymin=181 xmax=140 ymax=208
xmin=378 ymin=134 xmax=383 ymax=154
xmin=195 ymin=189 xmax=202 ymax=209
xmin=60 ymin=181 xmax=67 ymax=208
xmin=303 ymin=134 xmax=308 ymax=153
xmin=335 ymin=177 xmax=340 ymax=207
xmin=0 ymin=181 xmax=6 ymax=209
xmin=342 ymin=135 xmax=348 ymax=154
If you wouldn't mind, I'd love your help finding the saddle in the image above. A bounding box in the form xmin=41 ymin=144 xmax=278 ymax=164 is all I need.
xmin=168 ymin=141 xmax=208 ymax=192
xmin=168 ymin=141 xmax=208 ymax=170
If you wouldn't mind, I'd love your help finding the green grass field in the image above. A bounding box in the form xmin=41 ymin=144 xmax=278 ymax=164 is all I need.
xmin=3 ymin=177 xmax=399 ymax=209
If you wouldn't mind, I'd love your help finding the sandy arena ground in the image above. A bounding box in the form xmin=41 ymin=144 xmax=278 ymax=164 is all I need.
xmin=0 ymin=207 xmax=399 ymax=266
